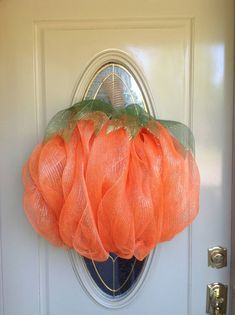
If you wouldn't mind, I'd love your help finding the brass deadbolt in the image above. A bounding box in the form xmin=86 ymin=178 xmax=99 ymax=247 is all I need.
xmin=208 ymin=246 xmax=227 ymax=269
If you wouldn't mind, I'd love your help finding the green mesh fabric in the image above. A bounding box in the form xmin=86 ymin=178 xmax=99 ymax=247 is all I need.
xmin=44 ymin=100 xmax=195 ymax=154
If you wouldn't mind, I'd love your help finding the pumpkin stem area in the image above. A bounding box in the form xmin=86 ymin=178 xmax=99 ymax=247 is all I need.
xmin=43 ymin=99 xmax=195 ymax=154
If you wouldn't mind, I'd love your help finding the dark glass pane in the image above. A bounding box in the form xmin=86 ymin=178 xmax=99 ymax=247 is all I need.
xmin=84 ymin=253 xmax=146 ymax=297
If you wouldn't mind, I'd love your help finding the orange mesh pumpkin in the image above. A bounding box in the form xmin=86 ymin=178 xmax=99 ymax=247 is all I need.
xmin=22 ymin=100 xmax=200 ymax=261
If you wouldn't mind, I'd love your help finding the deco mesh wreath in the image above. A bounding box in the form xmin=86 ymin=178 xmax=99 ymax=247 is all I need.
xmin=22 ymin=100 xmax=200 ymax=261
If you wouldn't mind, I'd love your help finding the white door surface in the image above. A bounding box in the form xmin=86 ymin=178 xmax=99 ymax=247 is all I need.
xmin=0 ymin=1 xmax=234 ymax=315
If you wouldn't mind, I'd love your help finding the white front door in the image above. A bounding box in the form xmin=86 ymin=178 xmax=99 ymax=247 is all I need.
xmin=0 ymin=1 xmax=234 ymax=315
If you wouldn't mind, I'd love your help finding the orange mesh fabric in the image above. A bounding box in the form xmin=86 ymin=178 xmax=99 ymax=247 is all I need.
xmin=22 ymin=143 xmax=63 ymax=246
xmin=22 ymin=118 xmax=200 ymax=261
xmin=129 ymin=130 xmax=164 ymax=260
xmin=156 ymin=122 xmax=200 ymax=242
xmin=86 ymin=122 xmax=133 ymax=258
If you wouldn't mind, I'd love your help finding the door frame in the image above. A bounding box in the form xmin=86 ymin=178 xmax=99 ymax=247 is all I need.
xmin=230 ymin=20 xmax=235 ymax=313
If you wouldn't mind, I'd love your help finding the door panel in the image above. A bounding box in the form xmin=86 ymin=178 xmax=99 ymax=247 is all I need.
xmin=0 ymin=1 xmax=233 ymax=315
xmin=37 ymin=19 xmax=191 ymax=315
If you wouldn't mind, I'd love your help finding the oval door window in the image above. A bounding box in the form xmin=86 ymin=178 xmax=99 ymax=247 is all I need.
xmin=70 ymin=58 xmax=156 ymax=307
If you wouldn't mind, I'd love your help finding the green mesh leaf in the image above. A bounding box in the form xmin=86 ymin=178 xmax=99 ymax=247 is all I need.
xmin=43 ymin=100 xmax=112 ymax=142
xmin=107 ymin=115 xmax=141 ymax=138
xmin=113 ymin=104 xmax=151 ymax=125
xmin=43 ymin=99 xmax=195 ymax=154
xmin=158 ymin=120 xmax=195 ymax=154
xmin=72 ymin=99 xmax=113 ymax=120
xmin=44 ymin=108 xmax=73 ymax=142
xmin=107 ymin=104 xmax=152 ymax=137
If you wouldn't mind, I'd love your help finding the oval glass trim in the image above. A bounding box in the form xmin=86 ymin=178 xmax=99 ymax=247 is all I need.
xmin=69 ymin=49 xmax=160 ymax=308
